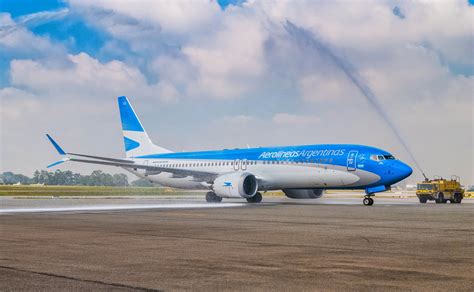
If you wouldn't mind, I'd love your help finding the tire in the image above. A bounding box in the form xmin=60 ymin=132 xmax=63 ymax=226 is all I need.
xmin=206 ymin=192 xmax=222 ymax=203
xmin=452 ymin=193 xmax=462 ymax=204
xmin=363 ymin=198 xmax=371 ymax=206
xmin=205 ymin=192 xmax=213 ymax=203
xmin=435 ymin=192 xmax=445 ymax=204
xmin=246 ymin=192 xmax=262 ymax=203
xmin=419 ymin=197 xmax=427 ymax=204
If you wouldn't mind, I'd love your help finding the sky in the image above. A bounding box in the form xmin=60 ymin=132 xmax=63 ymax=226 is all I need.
xmin=0 ymin=0 xmax=473 ymax=185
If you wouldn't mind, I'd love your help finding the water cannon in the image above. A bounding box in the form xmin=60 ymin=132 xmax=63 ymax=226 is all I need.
xmin=422 ymin=173 xmax=429 ymax=182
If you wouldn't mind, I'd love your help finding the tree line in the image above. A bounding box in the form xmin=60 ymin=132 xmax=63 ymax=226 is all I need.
xmin=0 ymin=170 xmax=153 ymax=187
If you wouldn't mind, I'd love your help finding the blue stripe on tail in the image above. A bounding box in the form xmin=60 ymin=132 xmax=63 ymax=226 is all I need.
xmin=118 ymin=96 xmax=144 ymax=132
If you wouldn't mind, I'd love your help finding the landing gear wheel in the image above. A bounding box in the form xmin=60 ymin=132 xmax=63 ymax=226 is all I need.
xmin=435 ymin=192 xmax=445 ymax=204
xmin=205 ymin=192 xmax=222 ymax=203
xmin=246 ymin=192 xmax=262 ymax=203
xmin=363 ymin=197 xmax=374 ymax=206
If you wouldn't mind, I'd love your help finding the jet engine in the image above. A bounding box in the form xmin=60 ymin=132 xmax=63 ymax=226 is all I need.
xmin=283 ymin=188 xmax=324 ymax=199
xmin=213 ymin=172 xmax=258 ymax=198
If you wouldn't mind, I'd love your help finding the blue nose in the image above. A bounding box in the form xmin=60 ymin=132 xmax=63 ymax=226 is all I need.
xmin=397 ymin=161 xmax=413 ymax=180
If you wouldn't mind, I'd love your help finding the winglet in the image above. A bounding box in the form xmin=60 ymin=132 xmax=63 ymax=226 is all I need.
xmin=46 ymin=134 xmax=66 ymax=155
xmin=47 ymin=157 xmax=70 ymax=168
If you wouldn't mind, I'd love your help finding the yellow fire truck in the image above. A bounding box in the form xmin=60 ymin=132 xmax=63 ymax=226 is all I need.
xmin=416 ymin=176 xmax=464 ymax=204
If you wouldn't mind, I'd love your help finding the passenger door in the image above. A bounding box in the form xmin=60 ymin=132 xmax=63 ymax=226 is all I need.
xmin=347 ymin=151 xmax=358 ymax=171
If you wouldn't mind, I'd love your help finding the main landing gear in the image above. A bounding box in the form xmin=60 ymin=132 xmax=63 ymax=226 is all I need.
xmin=246 ymin=192 xmax=262 ymax=203
xmin=205 ymin=191 xmax=222 ymax=203
xmin=363 ymin=195 xmax=374 ymax=206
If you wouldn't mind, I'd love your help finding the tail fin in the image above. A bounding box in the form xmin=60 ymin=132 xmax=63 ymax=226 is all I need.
xmin=118 ymin=96 xmax=172 ymax=158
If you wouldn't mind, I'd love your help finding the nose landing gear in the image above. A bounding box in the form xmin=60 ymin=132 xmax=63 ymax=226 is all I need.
xmin=363 ymin=195 xmax=374 ymax=206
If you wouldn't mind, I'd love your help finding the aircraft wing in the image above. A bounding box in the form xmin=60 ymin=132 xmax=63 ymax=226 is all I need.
xmin=68 ymin=157 xmax=218 ymax=182
xmin=46 ymin=134 xmax=218 ymax=183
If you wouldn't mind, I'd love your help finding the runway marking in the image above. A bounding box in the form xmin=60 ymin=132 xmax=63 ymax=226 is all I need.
xmin=0 ymin=203 xmax=246 ymax=214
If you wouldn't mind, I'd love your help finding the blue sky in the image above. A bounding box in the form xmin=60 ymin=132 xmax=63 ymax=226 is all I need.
xmin=0 ymin=0 xmax=473 ymax=184
xmin=0 ymin=0 xmax=247 ymax=86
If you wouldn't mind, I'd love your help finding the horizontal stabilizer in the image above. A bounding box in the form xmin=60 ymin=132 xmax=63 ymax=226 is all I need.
xmin=47 ymin=158 xmax=70 ymax=168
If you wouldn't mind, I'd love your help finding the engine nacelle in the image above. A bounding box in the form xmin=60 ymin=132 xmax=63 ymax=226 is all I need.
xmin=283 ymin=188 xmax=324 ymax=199
xmin=213 ymin=172 xmax=258 ymax=198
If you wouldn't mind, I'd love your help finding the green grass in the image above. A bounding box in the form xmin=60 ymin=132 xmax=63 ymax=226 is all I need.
xmin=0 ymin=185 xmax=203 ymax=197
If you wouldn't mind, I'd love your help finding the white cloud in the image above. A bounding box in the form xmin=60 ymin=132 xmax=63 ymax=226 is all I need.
xmin=272 ymin=113 xmax=320 ymax=126
xmin=222 ymin=114 xmax=256 ymax=125
xmin=0 ymin=87 xmax=40 ymax=121
xmin=9 ymin=52 xmax=179 ymax=104
xmin=0 ymin=12 xmax=66 ymax=58
xmin=11 ymin=53 xmax=145 ymax=95
xmin=298 ymin=73 xmax=357 ymax=103
xmin=183 ymin=12 xmax=267 ymax=98
xmin=68 ymin=0 xmax=220 ymax=34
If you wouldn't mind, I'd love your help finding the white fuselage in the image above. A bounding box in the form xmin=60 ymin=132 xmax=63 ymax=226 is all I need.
xmin=126 ymin=158 xmax=379 ymax=191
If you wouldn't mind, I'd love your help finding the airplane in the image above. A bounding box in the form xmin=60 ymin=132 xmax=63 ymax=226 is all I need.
xmin=46 ymin=96 xmax=413 ymax=206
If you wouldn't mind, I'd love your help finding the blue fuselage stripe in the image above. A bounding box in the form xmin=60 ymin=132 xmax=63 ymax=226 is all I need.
xmin=134 ymin=144 xmax=387 ymax=168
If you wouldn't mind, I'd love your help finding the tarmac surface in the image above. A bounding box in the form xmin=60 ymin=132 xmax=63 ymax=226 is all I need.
xmin=1 ymin=196 xmax=473 ymax=291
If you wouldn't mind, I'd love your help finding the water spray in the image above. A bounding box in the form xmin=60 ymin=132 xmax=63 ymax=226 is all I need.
xmin=284 ymin=20 xmax=426 ymax=176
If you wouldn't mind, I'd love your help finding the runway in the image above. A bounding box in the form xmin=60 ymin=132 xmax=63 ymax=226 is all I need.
xmin=2 ymin=195 xmax=464 ymax=214
xmin=1 ymin=196 xmax=473 ymax=291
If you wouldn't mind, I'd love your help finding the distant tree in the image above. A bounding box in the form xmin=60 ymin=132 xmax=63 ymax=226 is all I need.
xmin=1 ymin=172 xmax=15 ymax=184
xmin=53 ymin=169 xmax=66 ymax=185
xmin=32 ymin=170 xmax=40 ymax=184
xmin=3 ymin=170 xmax=130 ymax=186
xmin=113 ymin=174 xmax=129 ymax=186
xmin=38 ymin=170 xmax=50 ymax=184
xmin=1 ymin=172 xmax=32 ymax=184
xmin=131 ymin=178 xmax=154 ymax=187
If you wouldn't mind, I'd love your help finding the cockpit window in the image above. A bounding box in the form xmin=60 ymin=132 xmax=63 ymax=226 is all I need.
xmin=418 ymin=184 xmax=434 ymax=190
xmin=370 ymin=155 xmax=380 ymax=161
xmin=370 ymin=154 xmax=395 ymax=161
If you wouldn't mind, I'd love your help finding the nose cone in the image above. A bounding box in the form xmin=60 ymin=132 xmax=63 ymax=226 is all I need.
xmin=396 ymin=161 xmax=413 ymax=181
